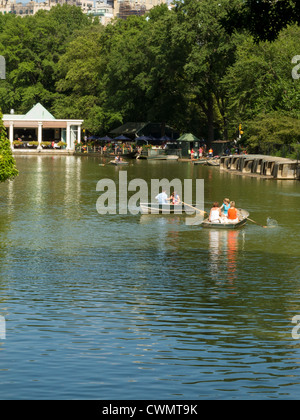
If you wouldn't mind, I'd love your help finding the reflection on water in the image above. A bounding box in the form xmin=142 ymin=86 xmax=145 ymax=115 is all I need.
xmin=208 ymin=229 xmax=240 ymax=285
xmin=0 ymin=156 xmax=299 ymax=400
xmin=226 ymin=230 xmax=239 ymax=281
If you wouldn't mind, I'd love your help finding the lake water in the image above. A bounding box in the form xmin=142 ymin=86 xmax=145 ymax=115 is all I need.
xmin=0 ymin=155 xmax=299 ymax=400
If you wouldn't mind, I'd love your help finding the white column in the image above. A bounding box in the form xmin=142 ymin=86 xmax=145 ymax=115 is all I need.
xmin=66 ymin=122 xmax=71 ymax=150
xmin=9 ymin=121 xmax=14 ymax=150
xmin=77 ymin=125 xmax=81 ymax=144
xmin=37 ymin=122 xmax=43 ymax=149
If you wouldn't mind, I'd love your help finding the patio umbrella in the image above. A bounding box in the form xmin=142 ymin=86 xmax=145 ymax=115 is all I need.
xmin=159 ymin=135 xmax=172 ymax=141
xmin=113 ymin=134 xmax=131 ymax=141
xmin=135 ymin=135 xmax=152 ymax=141
xmin=87 ymin=135 xmax=101 ymax=140
xmin=98 ymin=135 xmax=113 ymax=141
xmin=148 ymin=135 xmax=159 ymax=141
xmin=177 ymin=133 xmax=200 ymax=142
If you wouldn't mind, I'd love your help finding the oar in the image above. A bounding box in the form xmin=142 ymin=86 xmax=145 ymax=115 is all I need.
xmin=247 ymin=217 xmax=267 ymax=228
xmin=180 ymin=201 xmax=207 ymax=216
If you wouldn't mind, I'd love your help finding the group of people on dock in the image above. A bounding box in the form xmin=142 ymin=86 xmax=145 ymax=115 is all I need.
xmin=190 ymin=145 xmax=211 ymax=159
xmin=209 ymin=198 xmax=238 ymax=223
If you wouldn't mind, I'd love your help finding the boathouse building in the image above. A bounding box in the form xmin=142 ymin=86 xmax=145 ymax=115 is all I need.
xmin=3 ymin=103 xmax=83 ymax=152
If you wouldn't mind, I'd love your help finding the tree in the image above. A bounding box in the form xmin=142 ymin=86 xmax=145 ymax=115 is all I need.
xmin=134 ymin=5 xmax=188 ymax=135
xmin=0 ymin=111 xmax=18 ymax=182
xmin=222 ymin=0 xmax=300 ymax=42
xmin=172 ymin=0 xmax=237 ymax=142
xmin=100 ymin=15 xmax=151 ymax=124
xmin=0 ymin=5 xmax=91 ymax=114
xmin=245 ymin=112 xmax=300 ymax=156
xmin=54 ymin=24 xmax=123 ymax=134
xmin=222 ymin=25 xmax=300 ymax=142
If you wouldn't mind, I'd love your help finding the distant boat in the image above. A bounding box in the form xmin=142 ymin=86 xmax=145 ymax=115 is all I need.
xmin=137 ymin=154 xmax=179 ymax=160
xmin=109 ymin=160 xmax=128 ymax=165
xmin=193 ymin=159 xmax=208 ymax=165
xmin=201 ymin=209 xmax=249 ymax=229
xmin=206 ymin=159 xmax=220 ymax=166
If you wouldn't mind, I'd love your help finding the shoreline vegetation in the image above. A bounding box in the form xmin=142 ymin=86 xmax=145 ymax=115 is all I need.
xmin=0 ymin=1 xmax=299 ymax=161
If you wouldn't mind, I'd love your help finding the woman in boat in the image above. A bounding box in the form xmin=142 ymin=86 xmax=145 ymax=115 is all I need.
xmin=209 ymin=202 xmax=222 ymax=223
xmin=171 ymin=191 xmax=180 ymax=205
xmin=220 ymin=198 xmax=230 ymax=218
xmin=227 ymin=201 xmax=239 ymax=223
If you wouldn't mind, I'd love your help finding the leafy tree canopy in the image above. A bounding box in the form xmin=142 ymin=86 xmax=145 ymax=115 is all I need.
xmin=0 ymin=111 xmax=18 ymax=182
xmin=0 ymin=2 xmax=299 ymax=155
xmin=245 ymin=112 xmax=300 ymax=156
xmin=0 ymin=5 xmax=92 ymax=113
xmin=222 ymin=0 xmax=300 ymax=42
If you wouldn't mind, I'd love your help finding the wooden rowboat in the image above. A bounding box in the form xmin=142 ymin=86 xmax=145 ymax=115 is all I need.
xmin=109 ymin=160 xmax=128 ymax=165
xmin=193 ymin=159 xmax=208 ymax=165
xmin=201 ymin=209 xmax=249 ymax=229
xmin=140 ymin=202 xmax=204 ymax=215
xmin=137 ymin=154 xmax=179 ymax=160
xmin=206 ymin=159 xmax=220 ymax=166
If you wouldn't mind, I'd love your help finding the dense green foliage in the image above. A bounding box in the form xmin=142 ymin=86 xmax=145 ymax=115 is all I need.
xmin=0 ymin=111 xmax=18 ymax=182
xmin=222 ymin=0 xmax=300 ymax=42
xmin=0 ymin=1 xmax=299 ymax=156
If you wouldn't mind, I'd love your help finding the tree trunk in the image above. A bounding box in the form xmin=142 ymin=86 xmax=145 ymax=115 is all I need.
xmin=206 ymin=94 xmax=214 ymax=145
xmin=160 ymin=121 xmax=166 ymax=137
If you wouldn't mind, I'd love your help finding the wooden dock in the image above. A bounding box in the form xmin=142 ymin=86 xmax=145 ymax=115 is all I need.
xmin=12 ymin=149 xmax=75 ymax=156
xmin=220 ymin=154 xmax=300 ymax=180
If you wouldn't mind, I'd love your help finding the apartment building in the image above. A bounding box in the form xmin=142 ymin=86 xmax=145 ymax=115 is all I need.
xmin=0 ymin=0 xmax=167 ymax=20
xmin=0 ymin=0 xmax=93 ymax=16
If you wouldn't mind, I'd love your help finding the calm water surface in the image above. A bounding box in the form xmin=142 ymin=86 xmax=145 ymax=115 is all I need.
xmin=0 ymin=155 xmax=299 ymax=399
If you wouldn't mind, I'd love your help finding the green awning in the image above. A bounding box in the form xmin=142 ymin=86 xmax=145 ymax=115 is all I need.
xmin=177 ymin=133 xmax=200 ymax=142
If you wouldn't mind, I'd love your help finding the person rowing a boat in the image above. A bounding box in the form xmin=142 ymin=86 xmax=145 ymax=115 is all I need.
xmin=155 ymin=190 xmax=171 ymax=204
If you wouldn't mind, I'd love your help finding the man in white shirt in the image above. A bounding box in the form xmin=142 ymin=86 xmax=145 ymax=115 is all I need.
xmin=155 ymin=190 xmax=169 ymax=204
